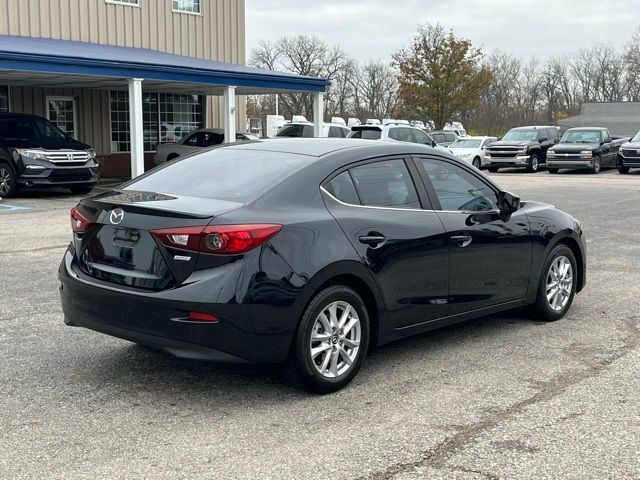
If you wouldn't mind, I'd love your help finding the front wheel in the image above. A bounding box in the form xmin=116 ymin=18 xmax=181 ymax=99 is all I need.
xmin=283 ymin=285 xmax=369 ymax=393
xmin=0 ymin=163 xmax=18 ymax=198
xmin=533 ymin=245 xmax=577 ymax=322
xmin=472 ymin=157 xmax=482 ymax=169
xmin=618 ymin=165 xmax=630 ymax=174
xmin=526 ymin=154 xmax=540 ymax=173
xmin=590 ymin=156 xmax=601 ymax=174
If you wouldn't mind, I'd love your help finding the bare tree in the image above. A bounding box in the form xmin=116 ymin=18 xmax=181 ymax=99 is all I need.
xmin=351 ymin=61 xmax=399 ymax=120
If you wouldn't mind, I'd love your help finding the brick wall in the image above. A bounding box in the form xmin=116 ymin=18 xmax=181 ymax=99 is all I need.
xmin=98 ymin=153 xmax=158 ymax=179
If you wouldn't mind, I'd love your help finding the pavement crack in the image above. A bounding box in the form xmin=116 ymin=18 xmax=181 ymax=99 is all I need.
xmin=359 ymin=314 xmax=640 ymax=480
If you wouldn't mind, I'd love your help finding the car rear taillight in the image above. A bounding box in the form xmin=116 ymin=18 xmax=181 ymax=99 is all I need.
xmin=151 ymin=224 xmax=282 ymax=255
xmin=70 ymin=207 xmax=94 ymax=234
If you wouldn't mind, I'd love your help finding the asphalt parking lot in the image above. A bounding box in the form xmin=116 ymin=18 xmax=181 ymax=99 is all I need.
xmin=1 ymin=168 xmax=639 ymax=480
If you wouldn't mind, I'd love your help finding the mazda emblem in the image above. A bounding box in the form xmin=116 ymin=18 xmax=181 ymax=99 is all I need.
xmin=110 ymin=208 xmax=125 ymax=225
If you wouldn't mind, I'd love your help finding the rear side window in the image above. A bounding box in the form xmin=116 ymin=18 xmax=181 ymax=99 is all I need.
xmin=388 ymin=128 xmax=413 ymax=142
xmin=328 ymin=126 xmax=346 ymax=138
xmin=123 ymin=149 xmax=309 ymax=201
xmin=350 ymin=159 xmax=420 ymax=209
xmin=326 ymin=171 xmax=360 ymax=204
xmin=349 ymin=128 xmax=381 ymax=140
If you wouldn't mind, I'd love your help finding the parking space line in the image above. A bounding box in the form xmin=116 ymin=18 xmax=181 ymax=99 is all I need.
xmin=0 ymin=203 xmax=30 ymax=213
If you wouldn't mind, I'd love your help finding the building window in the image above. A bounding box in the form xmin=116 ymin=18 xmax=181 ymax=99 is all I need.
xmin=105 ymin=0 xmax=140 ymax=6
xmin=173 ymin=0 xmax=200 ymax=14
xmin=110 ymin=91 xmax=202 ymax=153
xmin=0 ymin=86 xmax=8 ymax=113
xmin=159 ymin=93 xmax=203 ymax=143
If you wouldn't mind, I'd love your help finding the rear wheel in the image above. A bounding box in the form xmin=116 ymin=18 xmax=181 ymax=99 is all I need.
xmin=283 ymin=285 xmax=369 ymax=393
xmin=548 ymin=168 xmax=559 ymax=174
xmin=69 ymin=185 xmax=94 ymax=195
xmin=526 ymin=154 xmax=540 ymax=173
xmin=618 ymin=165 xmax=630 ymax=174
xmin=488 ymin=167 xmax=499 ymax=173
xmin=0 ymin=162 xmax=18 ymax=198
xmin=472 ymin=157 xmax=481 ymax=169
xmin=590 ymin=156 xmax=601 ymax=174
xmin=532 ymin=245 xmax=577 ymax=322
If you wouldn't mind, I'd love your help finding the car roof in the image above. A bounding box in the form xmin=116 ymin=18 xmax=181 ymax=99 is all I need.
xmin=216 ymin=137 xmax=438 ymax=158
xmin=511 ymin=125 xmax=555 ymax=130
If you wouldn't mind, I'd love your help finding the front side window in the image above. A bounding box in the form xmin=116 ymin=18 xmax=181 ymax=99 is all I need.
xmin=412 ymin=129 xmax=432 ymax=145
xmin=0 ymin=86 xmax=8 ymax=113
xmin=350 ymin=159 xmax=420 ymax=209
xmin=277 ymin=124 xmax=314 ymax=138
xmin=173 ymin=0 xmax=200 ymax=13
xmin=418 ymin=158 xmax=497 ymax=212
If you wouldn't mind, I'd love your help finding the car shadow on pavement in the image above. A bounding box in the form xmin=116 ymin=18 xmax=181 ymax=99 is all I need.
xmin=67 ymin=309 xmax=535 ymax=402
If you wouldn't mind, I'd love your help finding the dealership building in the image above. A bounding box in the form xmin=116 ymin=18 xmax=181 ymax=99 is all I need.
xmin=0 ymin=0 xmax=328 ymax=177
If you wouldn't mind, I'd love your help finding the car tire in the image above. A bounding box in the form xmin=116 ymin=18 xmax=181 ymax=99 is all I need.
xmin=526 ymin=154 xmax=540 ymax=173
xmin=472 ymin=157 xmax=481 ymax=169
xmin=0 ymin=162 xmax=18 ymax=198
xmin=618 ymin=165 xmax=630 ymax=174
xmin=532 ymin=244 xmax=578 ymax=322
xmin=69 ymin=185 xmax=94 ymax=195
xmin=548 ymin=168 xmax=559 ymax=174
xmin=590 ymin=156 xmax=601 ymax=174
xmin=283 ymin=285 xmax=370 ymax=394
xmin=488 ymin=167 xmax=499 ymax=173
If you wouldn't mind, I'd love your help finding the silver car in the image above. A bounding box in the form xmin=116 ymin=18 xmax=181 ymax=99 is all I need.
xmin=154 ymin=128 xmax=258 ymax=164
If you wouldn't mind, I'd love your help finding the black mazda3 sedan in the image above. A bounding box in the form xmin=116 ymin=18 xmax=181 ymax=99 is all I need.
xmin=60 ymin=139 xmax=586 ymax=393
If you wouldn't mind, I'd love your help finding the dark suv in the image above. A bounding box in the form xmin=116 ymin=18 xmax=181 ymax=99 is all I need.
xmin=0 ymin=113 xmax=99 ymax=197
xmin=485 ymin=126 xmax=559 ymax=172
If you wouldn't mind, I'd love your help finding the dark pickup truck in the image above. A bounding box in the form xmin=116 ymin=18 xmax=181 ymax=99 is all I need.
xmin=485 ymin=125 xmax=559 ymax=173
xmin=0 ymin=113 xmax=99 ymax=197
xmin=546 ymin=127 xmax=629 ymax=174
xmin=617 ymin=129 xmax=640 ymax=174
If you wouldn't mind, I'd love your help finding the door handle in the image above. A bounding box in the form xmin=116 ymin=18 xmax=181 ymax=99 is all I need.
xmin=450 ymin=235 xmax=473 ymax=247
xmin=358 ymin=233 xmax=386 ymax=247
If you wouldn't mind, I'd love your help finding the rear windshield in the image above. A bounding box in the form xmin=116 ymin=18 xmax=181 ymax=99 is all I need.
xmin=349 ymin=128 xmax=382 ymax=140
xmin=121 ymin=148 xmax=309 ymax=201
xmin=277 ymin=124 xmax=314 ymax=138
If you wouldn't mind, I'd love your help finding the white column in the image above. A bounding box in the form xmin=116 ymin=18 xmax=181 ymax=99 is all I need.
xmin=313 ymin=92 xmax=324 ymax=137
xmin=127 ymin=78 xmax=144 ymax=178
xmin=223 ymin=85 xmax=237 ymax=143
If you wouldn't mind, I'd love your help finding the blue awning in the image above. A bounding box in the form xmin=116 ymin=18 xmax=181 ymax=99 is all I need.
xmin=0 ymin=35 xmax=328 ymax=94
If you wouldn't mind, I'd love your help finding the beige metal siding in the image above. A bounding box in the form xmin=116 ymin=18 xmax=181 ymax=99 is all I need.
xmin=1 ymin=0 xmax=247 ymax=152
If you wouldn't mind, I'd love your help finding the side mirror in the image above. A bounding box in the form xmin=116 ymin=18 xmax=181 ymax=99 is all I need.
xmin=431 ymin=140 xmax=437 ymax=147
xmin=498 ymin=190 xmax=520 ymax=215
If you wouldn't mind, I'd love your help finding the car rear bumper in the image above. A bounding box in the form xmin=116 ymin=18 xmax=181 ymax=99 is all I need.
xmin=546 ymin=160 xmax=593 ymax=168
xmin=59 ymin=249 xmax=299 ymax=364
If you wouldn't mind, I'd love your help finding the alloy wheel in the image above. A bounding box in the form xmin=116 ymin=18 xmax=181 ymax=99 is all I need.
xmin=309 ymin=300 xmax=361 ymax=378
xmin=546 ymin=255 xmax=573 ymax=312
xmin=0 ymin=167 xmax=11 ymax=196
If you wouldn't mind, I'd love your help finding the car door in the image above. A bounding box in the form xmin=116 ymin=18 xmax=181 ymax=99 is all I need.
xmin=413 ymin=155 xmax=532 ymax=315
xmin=538 ymin=129 xmax=555 ymax=160
xmin=601 ymin=130 xmax=615 ymax=165
xmin=322 ymin=157 xmax=450 ymax=327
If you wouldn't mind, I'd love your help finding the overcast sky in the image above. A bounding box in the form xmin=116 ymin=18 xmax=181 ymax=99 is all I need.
xmin=246 ymin=0 xmax=638 ymax=64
